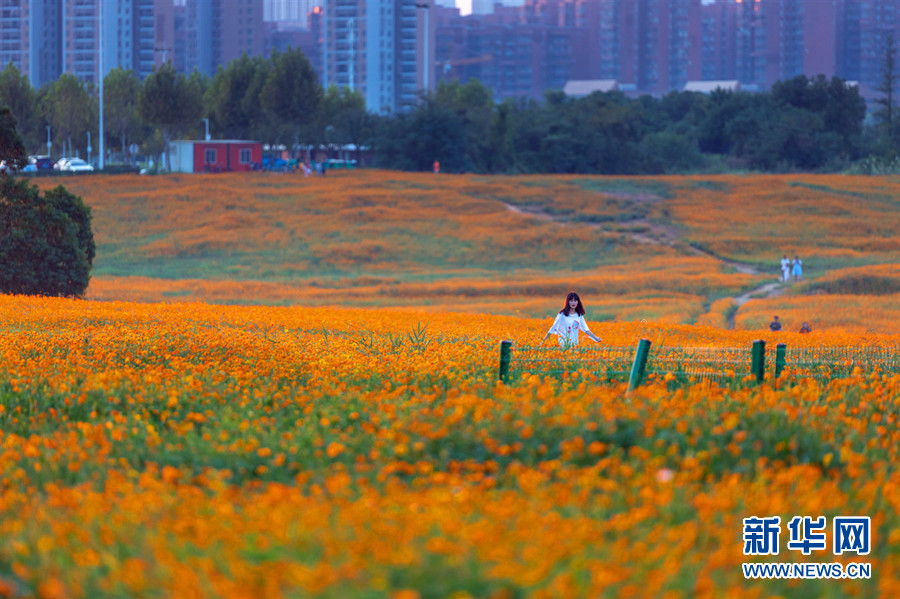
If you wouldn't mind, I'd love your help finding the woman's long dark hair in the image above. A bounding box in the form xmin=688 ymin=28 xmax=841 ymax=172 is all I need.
xmin=560 ymin=292 xmax=585 ymax=316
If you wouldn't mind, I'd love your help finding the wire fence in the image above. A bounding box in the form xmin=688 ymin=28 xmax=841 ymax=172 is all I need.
xmin=779 ymin=346 xmax=900 ymax=380
xmin=644 ymin=345 xmax=753 ymax=384
xmin=499 ymin=340 xmax=900 ymax=388
xmin=507 ymin=345 xmax=635 ymax=381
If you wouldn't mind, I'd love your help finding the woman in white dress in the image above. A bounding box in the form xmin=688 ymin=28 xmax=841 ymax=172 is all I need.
xmin=541 ymin=292 xmax=602 ymax=348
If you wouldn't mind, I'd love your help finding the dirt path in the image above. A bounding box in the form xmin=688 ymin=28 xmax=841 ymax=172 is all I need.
xmin=505 ymin=201 xmax=787 ymax=329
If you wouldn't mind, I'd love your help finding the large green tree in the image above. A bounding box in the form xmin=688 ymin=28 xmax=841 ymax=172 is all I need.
xmin=0 ymin=177 xmax=94 ymax=297
xmin=0 ymin=63 xmax=40 ymax=154
xmin=40 ymin=73 xmax=97 ymax=159
xmin=103 ymin=67 xmax=143 ymax=159
xmin=205 ymin=54 xmax=271 ymax=141
xmin=260 ymin=48 xmax=322 ymax=147
xmin=138 ymin=63 xmax=204 ymax=169
xmin=433 ymin=79 xmax=496 ymax=172
xmin=319 ymin=85 xmax=372 ymax=163
xmin=0 ymin=107 xmax=27 ymax=170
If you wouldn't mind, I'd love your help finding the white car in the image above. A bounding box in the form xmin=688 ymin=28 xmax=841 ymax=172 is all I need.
xmin=62 ymin=158 xmax=94 ymax=173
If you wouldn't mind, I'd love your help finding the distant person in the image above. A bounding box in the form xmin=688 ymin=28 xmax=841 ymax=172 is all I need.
xmin=799 ymin=321 xmax=811 ymax=334
xmin=541 ymin=292 xmax=602 ymax=348
xmin=781 ymin=254 xmax=791 ymax=282
xmin=433 ymin=160 xmax=440 ymax=174
xmin=769 ymin=315 xmax=782 ymax=332
xmin=792 ymin=255 xmax=803 ymax=282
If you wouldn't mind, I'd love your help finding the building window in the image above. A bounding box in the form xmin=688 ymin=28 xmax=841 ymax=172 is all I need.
xmin=239 ymin=148 xmax=251 ymax=164
xmin=205 ymin=148 xmax=217 ymax=164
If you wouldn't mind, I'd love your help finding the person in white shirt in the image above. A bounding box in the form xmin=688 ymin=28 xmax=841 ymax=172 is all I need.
xmin=780 ymin=254 xmax=791 ymax=282
xmin=541 ymin=292 xmax=602 ymax=348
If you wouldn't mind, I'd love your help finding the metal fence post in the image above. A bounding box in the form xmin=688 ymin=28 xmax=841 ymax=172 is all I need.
xmin=498 ymin=340 xmax=512 ymax=382
xmin=628 ymin=338 xmax=652 ymax=392
xmin=751 ymin=339 xmax=766 ymax=383
xmin=775 ymin=343 xmax=786 ymax=379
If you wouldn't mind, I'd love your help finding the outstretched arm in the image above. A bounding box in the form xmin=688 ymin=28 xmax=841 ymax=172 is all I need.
xmin=579 ymin=316 xmax=601 ymax=343
xmin=543 ymin=314 xmax=562 ymax=344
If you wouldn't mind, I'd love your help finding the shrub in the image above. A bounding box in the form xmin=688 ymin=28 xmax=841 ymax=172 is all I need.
xmin=0 ymin=177 xmax=94 ymax=297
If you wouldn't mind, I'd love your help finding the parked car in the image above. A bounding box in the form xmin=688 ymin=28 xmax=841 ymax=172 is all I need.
xmin=54 ymin=157 xmax=71 ymax=170
xmin=29 ymin=155 xmax=55 ymax=171
xmin=61 ymin=158 xmax=94 ymax=173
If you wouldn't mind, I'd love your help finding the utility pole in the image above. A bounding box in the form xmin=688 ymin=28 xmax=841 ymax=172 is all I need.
xmin=348 ymin=18 xmax=355 ymax=91
xmin=99 ymin=0 xmax=104 ymax=170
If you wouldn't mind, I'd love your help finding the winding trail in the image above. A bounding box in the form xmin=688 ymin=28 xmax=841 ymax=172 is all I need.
xmin=504 ymin=200 xmax=787 ymax=329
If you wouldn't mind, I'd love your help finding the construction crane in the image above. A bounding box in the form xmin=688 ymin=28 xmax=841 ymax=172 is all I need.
xmin=442 ymin=54 xmax=493 ymax=78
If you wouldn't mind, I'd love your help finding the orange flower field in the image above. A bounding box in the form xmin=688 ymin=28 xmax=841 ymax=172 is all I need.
xmin=0 ymin=294 xmax=898 ymax=597
xmin=3 ymin=171 xmax=898 ymax=597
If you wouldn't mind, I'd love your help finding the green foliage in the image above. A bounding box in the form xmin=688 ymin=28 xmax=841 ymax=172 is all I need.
xmin=139 ymin=63 xmax=203 ymax=167
xmin=0 ymin=107 xmax=27 ymax=170
xmin=103 ymin=67 xmax=143 ymax=158
xmin=260 ymin=48 xmax=322 ymax=145
xmin=8 ymin=51 xmax=878 ymax=174
xmin=318 ymin=85 xmax=373 ymax=163
xmin=40 ymin=73 xmax=96 ymax=158
xmin=0 ymin=178 xmax=94 ymax=297
xmin=0 ymin=63 xmax=40 ymax=154
xmin=847 ymin=154 xmax=900 ymax=175
xmin=205 ymin=54 xmax=272 ymax=141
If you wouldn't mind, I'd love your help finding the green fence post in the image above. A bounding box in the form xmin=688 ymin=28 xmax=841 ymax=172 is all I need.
xmin=498 ymin=340 xmax=512 ymax=383
xmin=628 ymin=339 xmax=652 ymax=393
xmin=775 ymin=343 xmax=786 ymax=379
xmin=751 ymin=339 xmax=765 ymax=383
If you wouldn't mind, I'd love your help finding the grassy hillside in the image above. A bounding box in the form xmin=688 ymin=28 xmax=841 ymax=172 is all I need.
xmin=39 ymin=170 xmax=900 ymax=333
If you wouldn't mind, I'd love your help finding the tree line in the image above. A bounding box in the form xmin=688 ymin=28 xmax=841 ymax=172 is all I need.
xmin=3 ymin=45 xmax=900 ymax=174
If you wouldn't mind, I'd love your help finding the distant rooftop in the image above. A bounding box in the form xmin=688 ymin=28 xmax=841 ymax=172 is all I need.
xmin=683 ymin=80 xmax=741 ymax=93
xmin=563 ymin=80 xmax=619 ymax=97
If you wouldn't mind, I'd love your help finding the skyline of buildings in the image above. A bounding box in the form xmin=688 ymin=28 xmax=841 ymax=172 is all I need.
xmin=1 ymin=0 xmax=900 ymax=113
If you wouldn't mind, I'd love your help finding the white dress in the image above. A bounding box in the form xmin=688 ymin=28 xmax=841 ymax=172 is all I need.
xmin=781 ymin=258 xmax=791 ymax=282
xmin=547 ymin=312 xmax=594 ymax=347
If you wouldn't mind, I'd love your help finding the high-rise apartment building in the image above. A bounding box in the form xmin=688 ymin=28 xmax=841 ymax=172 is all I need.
xmin=264 ymin=0 xmax=321 ymax=21
xmin=703 ymin=0 xmax=860 ymax=91
xmin=182 ymin=0 xmax=264 ymax=77
xmin=854 ymin=0 xmax=900 ymax=88
xmin=435 ymin=2 xmax=586 ymax=100
xmin=0 ymin=0 xmax=174 ymax=88
xmin=0 ymin=1 xmax=25 ymax=76
xmin=322 ymin=0 xmax=433 ymax=112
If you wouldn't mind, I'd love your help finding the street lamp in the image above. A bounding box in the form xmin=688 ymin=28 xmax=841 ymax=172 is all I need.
xmin=98 ymin=0 xmax=104 ymax=170
xmin=203 ymin=118 xmax=211 ymax=141
xmin=416 ymin=1 xmax=430 ymax=93
xmin=87 ymin=131 xmax=92 ymax=165
xmin=46 ymin=126 xmax=51 ymax=157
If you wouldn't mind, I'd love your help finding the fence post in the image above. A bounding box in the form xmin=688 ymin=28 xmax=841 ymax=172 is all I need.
xmin=775 ymin=343 xmax=786 ymax=379
xmin=498 ymin=340 xmax=512 ymax=382
xmin=628 ymin=338 xmax=652 ymax=392
xmin=751 ymin=339 xmax=765 ymax=383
